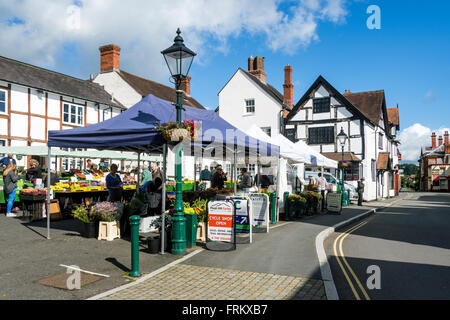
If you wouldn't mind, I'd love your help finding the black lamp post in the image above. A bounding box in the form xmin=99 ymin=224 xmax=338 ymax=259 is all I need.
xmin=161 ymin=28 xmax=196 ymax=255
xmin=337 ymin=128 xmax=348 ymax=206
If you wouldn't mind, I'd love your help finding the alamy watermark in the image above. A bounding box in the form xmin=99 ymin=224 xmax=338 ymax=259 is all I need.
xmin=66 ymin=265 xmax=81 ymax=290
xmin=367 ymin=5 xmax=381 ymax=30
xmin=366 ymin=265 xmax=381 ymax=290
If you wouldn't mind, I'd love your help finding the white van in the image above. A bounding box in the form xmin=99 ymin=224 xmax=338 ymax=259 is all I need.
xmin=304 ymin=171 xmax=358 ymax=200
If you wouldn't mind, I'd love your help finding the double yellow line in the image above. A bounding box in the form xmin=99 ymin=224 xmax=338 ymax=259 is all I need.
xmin=333 ymin=220 xmax=371 ymax=300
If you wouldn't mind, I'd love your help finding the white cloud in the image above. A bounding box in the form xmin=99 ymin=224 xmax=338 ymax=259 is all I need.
xmin=0 ymin=0 xmax=349 ymax=81
xmin=399 ymin=123 xmax=450 ymax=161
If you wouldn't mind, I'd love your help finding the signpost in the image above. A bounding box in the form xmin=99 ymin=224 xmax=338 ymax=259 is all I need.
xmin=206 ymin=200 xmax=236 ymax=251
xmin=326 ymin=192 xmax=343 ymax=215
xmin=249 ymin=193 xmax=270 ymax=233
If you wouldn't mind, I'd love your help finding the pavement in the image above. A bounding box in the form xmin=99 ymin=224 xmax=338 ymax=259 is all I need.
xmin=324 ymin=192 xmax=450 ymax=300
xmin=0 ymin=195 xmax=405 ymax=300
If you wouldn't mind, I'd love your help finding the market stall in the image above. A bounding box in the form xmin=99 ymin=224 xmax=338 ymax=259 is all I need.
xmin=47 ymin=94 xmax=280 ymax=250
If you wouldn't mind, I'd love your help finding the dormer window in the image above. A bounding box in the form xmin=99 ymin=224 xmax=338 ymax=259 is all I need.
xmin=313 ymin=97 xmax=330 ymax=113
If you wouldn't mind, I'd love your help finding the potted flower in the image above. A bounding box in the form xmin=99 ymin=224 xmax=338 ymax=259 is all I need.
xmin=310 ymin=192 xmax=323 ymax=214
xmin=192 ymin=198 xmax=208 ymax=243
xmin=148 ymin=215 xmax=173 ymax=253
xmin=91 ymin=202 xmax=121 ymax=241
xmin=72 ymin=205 xmax=98 ymax=238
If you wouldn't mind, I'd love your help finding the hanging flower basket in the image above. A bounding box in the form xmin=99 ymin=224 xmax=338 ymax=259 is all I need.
xmin=157 ymin=120 xmax=199 ymax=143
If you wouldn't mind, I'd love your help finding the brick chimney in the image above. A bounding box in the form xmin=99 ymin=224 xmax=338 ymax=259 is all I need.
xmin=99 ymin=44 xmax=121 ymax=73
xmin=181 ymin=76 xmax=191 ymax=95
xmin=248 ymin=56 xmax=266 ymax=83
xmin=432 ymin=132 xmax=437 ymax=148
xmin=283 ymin=65 xmax=294 ymax=109
xmin=439 ymin=136 xmax=443 ymax=146
xmin=445 ymin=131 xmax=450 ymax=154
xmin=248 ymin=56 xmax=255 ymax=72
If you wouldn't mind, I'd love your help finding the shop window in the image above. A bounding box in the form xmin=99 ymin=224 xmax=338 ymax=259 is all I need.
xmin=313 ymin=97 xmax=330 ymax=114
xmin=0 ymin=90 xmax=6 ymax=114
xmin=344 ymin=162 xmax=360 ymax=181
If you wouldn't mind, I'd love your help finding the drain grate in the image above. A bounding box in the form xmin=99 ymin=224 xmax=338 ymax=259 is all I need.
xmin=36 ymin=272 xmax=103 ymax=290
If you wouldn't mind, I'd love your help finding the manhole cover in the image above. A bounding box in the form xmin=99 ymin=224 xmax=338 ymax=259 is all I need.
xmin=36 ymin=272 xmax=103 ymax=290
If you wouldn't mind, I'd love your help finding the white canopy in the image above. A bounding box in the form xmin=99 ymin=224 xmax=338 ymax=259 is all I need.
xmin=293 ymin=140 xmax=338 ymax=168
xmin=245 ymin=125 xmax=309 ymax=164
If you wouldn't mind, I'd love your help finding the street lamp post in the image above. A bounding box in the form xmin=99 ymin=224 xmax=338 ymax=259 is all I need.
xmin=162 ymin=28 xmax=196 ymax=255
xmin=337 ymin=128 xmax=348 ymax=207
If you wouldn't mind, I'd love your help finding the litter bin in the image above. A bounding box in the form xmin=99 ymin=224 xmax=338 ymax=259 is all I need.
xmin=184 ymin=212 xmax=198 ymax=248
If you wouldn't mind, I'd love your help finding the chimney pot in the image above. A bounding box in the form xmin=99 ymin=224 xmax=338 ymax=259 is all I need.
xmin=99 ymin=44 xmax=121 ymax=73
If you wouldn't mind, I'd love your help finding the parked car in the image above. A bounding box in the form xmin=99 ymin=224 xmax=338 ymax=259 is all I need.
xmin=304 ymin=171 xmax=358 ymax=200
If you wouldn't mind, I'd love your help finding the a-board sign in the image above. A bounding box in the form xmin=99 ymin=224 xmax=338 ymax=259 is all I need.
xmin=249 ymin=194 xmax=269 ymax=227
xmin=233 ymin=199 xmax=250 ymax=234
xmin=207 ymin=201 xmax=235 ymax=242
xmin=327 ymin=192 xmax=342 ymax=213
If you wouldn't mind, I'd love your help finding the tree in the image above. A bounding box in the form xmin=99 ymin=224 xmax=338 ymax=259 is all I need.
xmin=399 ymin=164 xmax=419 ymax=176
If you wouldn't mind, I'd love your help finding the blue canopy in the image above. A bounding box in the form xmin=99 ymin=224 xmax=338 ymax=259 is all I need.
xmin=48 ymin=94 xmax=279 ymax=158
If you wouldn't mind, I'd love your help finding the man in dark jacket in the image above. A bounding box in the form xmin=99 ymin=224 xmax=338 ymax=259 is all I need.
xmin=150 ymin=163 xmax=163 ymax=193
xmin=357 ymin=177 xmax=365 ymax=206
xmin=239 ymin=168 xmax=252 ymax=191
xmin=211 ymin=165 xmax=227 ymax=190
xmin=200 ymin=166 xmax=211 ymax=181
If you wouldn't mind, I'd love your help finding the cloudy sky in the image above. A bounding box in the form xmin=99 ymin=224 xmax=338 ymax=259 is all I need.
xmin=0 ymin=0 xmax=449 ymax=163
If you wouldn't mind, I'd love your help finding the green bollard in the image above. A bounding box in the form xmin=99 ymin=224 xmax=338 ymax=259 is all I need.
xmin=283 ymin=192 xmax=290 ymax=221
xmin=129 ymin=215 xmax=142 ymax=277
xmin=270 ymin=192 xmax=277 ymax=225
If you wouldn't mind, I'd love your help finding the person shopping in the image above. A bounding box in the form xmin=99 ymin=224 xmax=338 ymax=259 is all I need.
xmin=316 ymin=173 xmax=328 ymax=212
xmin=106 ymin=164 xmax=123 ymax=202
xmin=211 ymin=165 xmax=227 ymax=190
xmin=357 ymin=177 xmax=365 ymax=206
xmin=239 ymin=168 xmax=252 ymax=192
xmin=3 ymin=162 xmax=19 ymax=217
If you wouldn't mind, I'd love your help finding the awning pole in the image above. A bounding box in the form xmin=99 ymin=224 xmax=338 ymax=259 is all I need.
xmin=137 ymin=153 xmax=141 ymax=188
xmin=193 ymin=156 xmax=197 ymax=191
xmin=47 ymin=147 xmax=51 ymax=240
xmin=276 ymin=156 xmax=282 ymax=223
xmin=161 ymin=144 xmax=167 ymax=255
xmin=233 ymin=145 xmax=237 ymax=194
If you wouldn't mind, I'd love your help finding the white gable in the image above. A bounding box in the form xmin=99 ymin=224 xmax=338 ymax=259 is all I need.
xmin=218 ymin=69 xmax=283 ymax=133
